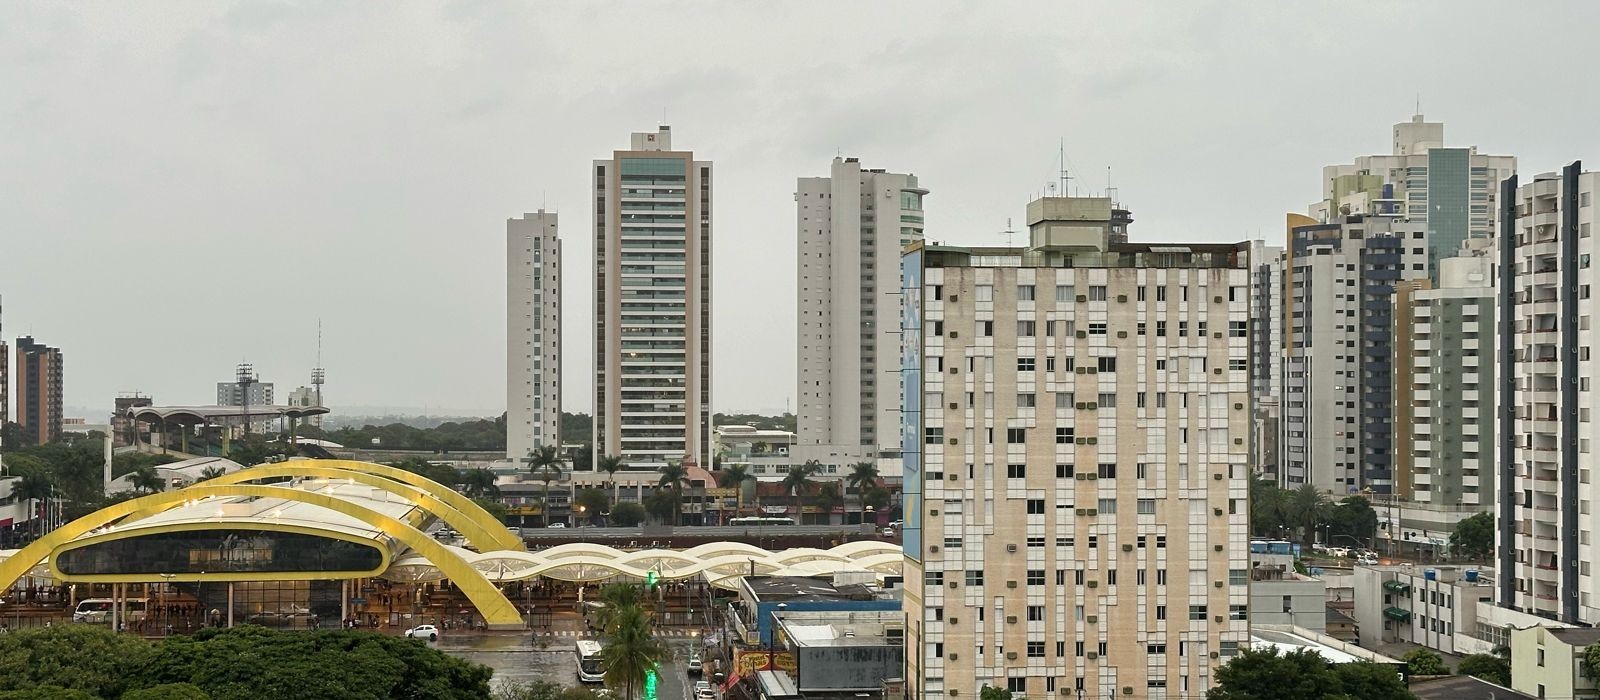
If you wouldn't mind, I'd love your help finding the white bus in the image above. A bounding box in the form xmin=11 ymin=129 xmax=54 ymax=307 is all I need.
xmin=576 ymin=639 xmax=605 ymax=683
xmin=728 ymin=516 xmax=795 ymax=527
xmin=72 ymin=598 xmax=147 ymax=624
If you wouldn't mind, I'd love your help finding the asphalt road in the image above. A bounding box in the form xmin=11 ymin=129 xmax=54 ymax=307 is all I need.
xmin=434 ymin=633 xmax=704 ymax=698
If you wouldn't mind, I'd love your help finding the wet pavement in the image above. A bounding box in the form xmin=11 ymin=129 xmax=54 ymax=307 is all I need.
xmin=431 ymin=631 xmax=701 ymax=695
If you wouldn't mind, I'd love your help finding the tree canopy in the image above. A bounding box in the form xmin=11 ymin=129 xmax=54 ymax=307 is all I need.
xmin=1401 ymin=648 xmax=1448 ymax=676
xmin=1450 ymin=512 xmax=1494 ymax=560
xmin=1208 ymin=647 xmax=1415 ymax=700
xmin=0 ymin=625 xmax=491 ymax=700
xmin=1456 ymin=653 xmax=1510 ymax=686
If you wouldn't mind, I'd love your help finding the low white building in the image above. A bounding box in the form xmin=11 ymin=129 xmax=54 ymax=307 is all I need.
xmin=1248 ymin=562 xmax=1328 ymax=632
xmin=1353 ymin=564 xmax=1555 ymax=657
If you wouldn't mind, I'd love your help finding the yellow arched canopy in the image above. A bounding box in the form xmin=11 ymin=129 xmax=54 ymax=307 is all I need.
xmin=274 ymin=459 xmax=524 ymax=552
xmin=124 ymin=463 xmax=516 ymax=553
xmin=0 ymin=484 xmax=526 ymax=630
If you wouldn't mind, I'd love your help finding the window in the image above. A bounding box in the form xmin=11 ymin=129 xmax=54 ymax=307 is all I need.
xmin=1027 ymin=499 xmax=1045 ymax=514
xmin=1017 ymin=285 xmax=1035 ymax=301
xmin=1097 ymin=356 xmax=1117 ymax=372
xmin=1007 ymin=678 xmax=1027 ymax=694
xmin=1046 ymin=356 xmax=1056 ymax=372
xmin=1026 ymin=641 xmax=1045 ymax=658
xmin=1018 ymin=393 xmax=1036 ymax=408
xmin=1156 ymin=535 xmax=1167 ymax=548
xmin=1138 ymin=322 xmax=1147 ymax=336
xmin=1027 ymin=570 xmax=1045 ymax=585
xmin=1156 ymin=605 xmax=1166 ymax=620
xmin=1098 ymin=392 xmax=1117 ymax=408
xmin=1156 ymin=321 xmax=1167 ymax=337
xmin=1056 ymin=463 xmax=1074 ymax=478
xmin=1147 ymin=643 xmax=1166 ymax=654
xmin=1056 ymin=427 xmax=1075 ymax=444
xmin=966 ymin=570 xmax=984 ymax=586
xmin=1098 ymin=463 xmax=1117 ymax=479
xmin=1089 ymin=286 xmax=1107 ymax=301
xmin=1075 ymin=569 xmax=1085 ymax=585
xmin=1137 ymin=499 xmax=1156 ymax=515
xmin=925 ymin=427 xmax=943 ymax=444
xmin=1007 ymin=428 xmax=1027 ymax=443
xmin=1098 ymin=498 xmax=1117 ymax=514
xmin=1189 ymin=605 xmax=1208 ymax=621
xmin=1157 ymin=287 xmax=1168 ymax=302
xmin=1056 ymin=392 xmax=1074 ymax=408
xmin=1282 ymin=595 xmax=1293 ymax=613
xmin=1027 ymin=606 xmax=1045 ymax=621
xmin=1230 ymin=604 xmax=1248 ymax=620
xmin=981 ymin=320 xmax=994 ymax=336
xmin=925 ymin=571 xmax=944 ymax=586
xmin=1055 ymin=285 xmax=1074 ymax=302
xmin=1007 ymin=464 xmax=1027 ymax=479
xmin=1017 ymin=357 xmax=1035 ymax=372
xmin=1089 ymin=322 xmax=1107 ymax=335
xmin=1230 ymin=359 xmax=1248 ymax=371
xmin=1157 ymin=569 xmax=1167 ymax=585
xmin=976 ymin=285 xmax=993 ymax=302
xmin=1017 ymin=320 xmax=1036 ymax=337
xmin=1229 ymin=321 xmax=1247 ymax=337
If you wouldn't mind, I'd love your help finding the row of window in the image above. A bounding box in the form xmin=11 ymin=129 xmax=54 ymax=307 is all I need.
xmin=972 ymin=284 xmax=1247 ymax=304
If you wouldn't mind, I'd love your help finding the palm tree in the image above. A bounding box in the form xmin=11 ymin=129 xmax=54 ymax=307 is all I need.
xmin=522 ymin=445 xmax=565 ymax=527
xmin=846 ymin=461 xmax=880 ymax=525
xmin=1290 ymin=484 xmax=1330 ymax=546
xmin=657 ymin=461 xmax=691 ymax=526
xmin=460 ymin=468 xmax=500 ymax=500
xmin=783 ymin=460 xmax=821 ymax=523
xmin=14 ymin=472 xmax=53 ymax=538
xmin=602 ymin=603 xmax=668 ymax=700
xmin=815 ymin=481 xmax=843 ymax=526
xmin=598 ymin=454 xmax=626 ymax=505
xmin=129 ymin=466 xmax=166 ymax=494
xmin=195 ymin=465 xmax=228 ymax=483
xmin=594 ymin=583 xmax=644 ymax=635
xmin=716 ymin=463 xmax=756 ymax=516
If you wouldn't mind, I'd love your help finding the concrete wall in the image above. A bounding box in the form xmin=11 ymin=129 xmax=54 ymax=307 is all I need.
xmin=1249 ymin=577 xmax=1327 ymax=631
xmin=797 ymin=645 xmax=905 ymax=693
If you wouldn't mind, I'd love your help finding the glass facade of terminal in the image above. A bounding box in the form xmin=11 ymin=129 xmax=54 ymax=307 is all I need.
xmin=55 ymin=528 xmax=385 ymax=576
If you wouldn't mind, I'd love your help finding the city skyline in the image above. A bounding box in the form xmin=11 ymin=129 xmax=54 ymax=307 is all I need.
xmin=5 ymin=2 xmax=1600 ymax=417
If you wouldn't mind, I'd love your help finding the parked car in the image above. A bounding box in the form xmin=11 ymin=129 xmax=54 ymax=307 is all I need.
xmin=507 ymin=526 xmax=523 ymax=536
xmin=1328 ymin=547 xmax=1350 ymax=558
xmin=694 ymin=681 xmax=715 ymax=700
xmin=888 ymin=520 xmax=904 ymax=529
xmin=686 ymin=650 xmax=703 ymax=675
xmin=1310 ymin=543 xmax=1329 ymax=553
xmin=547 ymin=522 xmax=567 ymax=529
xmin=881 ymin=527 xmax=897 ymax=538
xmin=405 ymin=624 xmax=439 ymax=641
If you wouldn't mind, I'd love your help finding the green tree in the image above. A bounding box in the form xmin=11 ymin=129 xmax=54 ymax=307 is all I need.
xmin=0 ymin=624 xmax=156 ymax=697
xmin=129 ymin=465 xmax=167 ymax=494
xmin=1209 ymin=646 xmax=1415 ymax=700
xmin=1290 ymin=484 xmax=1330 ymax=546
xmin=716 ymin=463 xmax=756 ymax=516
xmin=474 ymin=498 xmax=509 ymax=524
xmin=460 ymin=468 xmax=500 ymax=500
xmin=863 ymin=485 xmax=891 ymax=513
xmin=782 ymin=460 xmax=821 ymax=522
xmin=593 ymin=584 xmax=644 ymax=636
xmin=656 ymin=462 xmax=691 ymax=526
xmin=1328 ymin=496 xmax=1380 ymax=547
xmin=569 ymin=445 xmax=593 ymax=473
xmin=0 ymin=688 xmax=96 ymax=700
xmin=575 ymin=487 xmax=610 ymax=525
xmin=131 ymin=626 xmax=492 ymax=700
xmin=112 ymin=452 xmax=181 ymax=479
xmin=13 ymin=471 xmax=53 ymax=538
xmin=601 ymin=602 xmax=668 ymax=700
xmin=814 ymin=481 xmax=843 ymax=525
xmin=643 ymin=490 xmax=677 ymax=524
xmin=194 ymin=465 xmax=228 ymax=483
xmin=1456 ymin=653 xmax=1510 ymax=686
xmin=1450 ymin=512 xmax=1494 ymax=560
xmin=1584 ymin=643 xmax=1600 ymax=684
xmin=597 ymin=454 xmax=626 ymax=504
xmin=1250 ymin=479 xmax=1291 ymax=538
xmin=978 ymin=688 xmax=1012 ymax=700
xmin=522 ymin=446 xmax=566 ymax=526
xmin=386 ymin=458 xmax=461 ymax=487
xmin=124 ymin=683 xmax=213 ymax=700
xmin=611 ymin=502 xmax=647 ymax=527
xmin=1402 ymin=648 xmax=1448 ymax=676
xmin=846 ymin=461 xmax=879 ymax=525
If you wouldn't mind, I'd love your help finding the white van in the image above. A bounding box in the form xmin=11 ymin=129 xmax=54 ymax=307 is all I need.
xmin=73 ymin=598 xmax=147 ymax=624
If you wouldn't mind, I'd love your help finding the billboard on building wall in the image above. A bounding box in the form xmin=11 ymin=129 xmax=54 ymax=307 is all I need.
xmin=900 ymin=249 xmax=924 ymax=562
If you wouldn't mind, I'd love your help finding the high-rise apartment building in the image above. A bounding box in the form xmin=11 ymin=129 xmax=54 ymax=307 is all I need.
xmin=15 ymin=337 xmax=64 ymax=446
xmin=0 ymin=297 xmax=9 ymax=431
xmin=1312 ymin=114 xmax=1514 ymax=283
xmin=1248 ymin=242 xmax=1284 ymax=479
xmin=795 ymin=157 xmax=927 ymax=465
xmin=1498 ymin=163 xmax=1598 ymax=623
xmin=1281 ymin=214 xmax=1430 ymax=493
xmin=593 ymin=126 xmax=712 ymax=470
xmin=1395 ymin=239 xmax=1494 ymax=507
xmin=507 ymin=210 xmax=562 ymax=460
xmin=216 ymin=380 xmax=273 ymax=407
xmin=901 ymin=201 xmax=1252 ymax=700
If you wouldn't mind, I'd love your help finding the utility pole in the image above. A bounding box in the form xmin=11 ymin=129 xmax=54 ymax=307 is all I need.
xmin=237 ymin=363 xmax=256 ymax=438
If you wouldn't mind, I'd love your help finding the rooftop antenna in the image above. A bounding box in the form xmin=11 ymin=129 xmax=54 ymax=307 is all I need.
xmin=312 ymin=318 xmax=325 ymax=408
xmin=1002 ymin=217 xmax=1016 ymax=247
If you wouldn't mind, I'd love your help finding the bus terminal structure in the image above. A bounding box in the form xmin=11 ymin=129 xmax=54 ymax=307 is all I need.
xmin=0 ymin=460 xmax=901 ymax=631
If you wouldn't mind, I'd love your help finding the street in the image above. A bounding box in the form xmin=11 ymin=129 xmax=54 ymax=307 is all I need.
xmin=434 ymin=632 xmax=701 ymax=698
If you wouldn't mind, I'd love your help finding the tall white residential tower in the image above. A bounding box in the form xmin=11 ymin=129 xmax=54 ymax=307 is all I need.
xmin=507 ymin=210 xmax=562 ymax=460
xmin=593 ymin=127 xmax=713 ymax=471
xmin=796 ymin=157 xmax=927 ymax=468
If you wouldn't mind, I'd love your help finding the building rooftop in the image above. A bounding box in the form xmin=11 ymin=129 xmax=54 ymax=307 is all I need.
xmin=1250 ymin=625 xmax=1402 ymax=666
xmin=747 ymin=575 xmax=882 ymax=603
xmin=1409 ymin=675 xmax=1536 ymax=700
xmin=1362 ymin=563 xmax=1494 ymax=587
xmin=1548 ymin=627 xmax=1600 ymax=646
xmin=777 ymin=611 xmax=904 ymax=648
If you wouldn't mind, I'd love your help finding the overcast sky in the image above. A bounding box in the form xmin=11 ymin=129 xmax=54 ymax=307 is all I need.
xmin=4 ymin=1 xmax=1598 ymax=419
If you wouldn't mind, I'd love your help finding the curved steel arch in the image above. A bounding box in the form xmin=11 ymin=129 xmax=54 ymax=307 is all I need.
xmin=125 ymin=463 xmax=515 ymax=553
xmin=279 ymin=459 xmax=524 ymax=551
xmin=0 ymin=484 xmax=526 ymax=629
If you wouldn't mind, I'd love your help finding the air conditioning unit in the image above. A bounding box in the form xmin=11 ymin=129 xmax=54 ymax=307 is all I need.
xmin=1006 ymin=544 xmax=1018 ymax=553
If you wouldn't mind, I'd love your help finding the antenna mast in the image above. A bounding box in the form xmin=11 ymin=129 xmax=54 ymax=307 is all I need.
xmin=312 ymin=319 xmax=325 ymax=407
